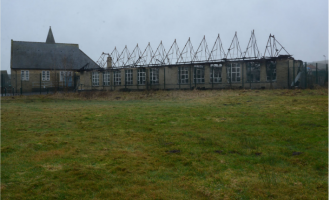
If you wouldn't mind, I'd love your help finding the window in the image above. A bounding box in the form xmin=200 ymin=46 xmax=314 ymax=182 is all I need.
xmin=150 ymin=68 xmax=159 ymax=84
xmin=42 ymin=71 xmax=50 ymax=81
xmin=138 ymin=68 xmax=146 ymax=85
xmin=114 ymin=71 xmax=121 ymax=85
xmin=246 ymin=62 xmax=260 ymax=82
xmin=103 ymin=72 xmax=110 ymax=86
xmin=226 ymin=63 xmax=241 ymax=82
xmin=21 ymin=70 xmax=29 ymax=81
xmin=60 ymin=71 xmax=72 ymax=81
xmin=210 ymin=64 xmax=222 ymax=83
xmin=125 ymin=69 xmax=133 ymax=85
xmin=266 ymin=61 xmax=276 ymax=81
xmin=178 ymin=67 xmax=189 ymax=84
xmin=193 ymin=65 xmax=205 ymax=83
xmin=92 ymin=72 xmax=99 ymax=86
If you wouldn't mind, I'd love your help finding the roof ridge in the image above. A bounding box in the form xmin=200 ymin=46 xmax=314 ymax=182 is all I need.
xmin=13 ymin=40 xmax=79 ymax=46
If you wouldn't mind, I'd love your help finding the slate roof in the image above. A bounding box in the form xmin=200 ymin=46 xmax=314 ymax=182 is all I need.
xmin=11 ymin=27 xmax=100 ymax=71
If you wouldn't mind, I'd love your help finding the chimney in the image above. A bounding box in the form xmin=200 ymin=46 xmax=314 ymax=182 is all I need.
xmin=107 ymin=56 xmax=112 ymax=68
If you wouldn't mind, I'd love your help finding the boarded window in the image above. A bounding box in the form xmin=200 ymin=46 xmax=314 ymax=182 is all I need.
xmin=246 ymin=62 xmax=260 ymax=82
xmin=266 ymin=61 xmax=276 ymax=81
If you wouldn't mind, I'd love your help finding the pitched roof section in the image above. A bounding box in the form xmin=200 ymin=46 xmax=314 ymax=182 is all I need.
xmin=11 ymin=41 xmax=100 ymax=70
xmin=46 ymin=27 xmax=55 ymax=44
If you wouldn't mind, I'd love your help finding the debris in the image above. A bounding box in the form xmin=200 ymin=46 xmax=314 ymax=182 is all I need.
xmin=166 ymin=150 xmax=180 ymax=153
xmin=214 ymin=150 xmax=224 ymax=154
xmin=292 ymin=152 xmax=303 ymax=156
xmin=255 ymin=152 xmax=262 ymax=156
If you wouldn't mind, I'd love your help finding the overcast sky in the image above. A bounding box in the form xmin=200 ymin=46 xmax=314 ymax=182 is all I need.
xmin=1 ymin=0 xmax=328 ymax=72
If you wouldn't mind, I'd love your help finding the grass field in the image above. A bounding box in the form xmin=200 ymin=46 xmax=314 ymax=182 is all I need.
xmin=1 ymin=89 xmax=328 ymax=199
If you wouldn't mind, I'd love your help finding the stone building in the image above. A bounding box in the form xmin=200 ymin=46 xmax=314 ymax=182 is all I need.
xmin=10 ymin=27 xmax=100 ymax=92
xmin=78 ymin=56 xmax=303 ymax=90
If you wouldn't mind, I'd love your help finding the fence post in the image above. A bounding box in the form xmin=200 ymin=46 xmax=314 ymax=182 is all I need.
xmin=230 ymin=64 xmax=232 ymax=89
xmin=326 ymin=64 xmax=328 ymax=86
xmin=316 ymin=63 xmax=318 ymax=85
xmin=21 ymin=78 xmax=23 ymax=95
xmin=241 ymin=63 xmax=244 ymax=89
xmin=287 ymin=60 xmax=290 ymax=88
xmin=40 ymin=73 xmax=42 ymax=94
xmin=1 ymin=73 xmax=3 ymax=96
xmin=212 ymin=65 xmax=214 ymax=89
xmin=164 ymin=67 xmax=165 ymax=90
xmin=13 ymin=87 xmax=14 ymax=96
xmin=194 ymin=66 xmax=197 ymax=88
xmin=249 ymin=63 xmax=252 ymax=89
xmin=179 ymin=66 xmax=181 ymax=89
xmin=58 ymin=73 xmax=60 ymax=92
xmin=125 ymin=70 xmax=127 ymax=89
xmin=304 ymin=62 xmax=307 ymax=89
xmin=270 ymin=62 xmax=273 ymax=89
xmin=189 ymin=66 xmax=192 ymax=89
xmin=114 ymin=72 xmax=116 ymax=91
xmin=20 ymin=87 xmax=22 ymax=95
xmin=292 ymin=60 xmax=295 ymax=87
xmin=4 ymin=87 xmax=6 ymax=96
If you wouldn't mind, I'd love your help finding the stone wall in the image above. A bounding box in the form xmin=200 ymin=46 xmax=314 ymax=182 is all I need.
xmin=10 ymin=69 xmax=76 ymax=93
xmin=79 ymin=58 xmax=297 ymax=91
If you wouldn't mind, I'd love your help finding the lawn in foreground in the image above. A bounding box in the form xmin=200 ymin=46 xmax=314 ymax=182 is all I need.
xmin=1 ymin=89 xmax=328 ymax=199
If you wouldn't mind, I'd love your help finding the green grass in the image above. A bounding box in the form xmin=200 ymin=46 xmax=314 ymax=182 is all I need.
xmin=1 ymin=89 xmax=328 ymax=199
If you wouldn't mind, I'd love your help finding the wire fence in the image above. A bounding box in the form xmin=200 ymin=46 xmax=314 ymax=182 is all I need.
xmin=1 ymin=62 xmax=328 ymax=96
xmin=0 ymin=72 xmax=79 ymax=96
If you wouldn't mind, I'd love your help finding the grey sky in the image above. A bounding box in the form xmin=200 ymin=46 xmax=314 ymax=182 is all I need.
xmin=1 ymin=0 xmax=328 ymax=72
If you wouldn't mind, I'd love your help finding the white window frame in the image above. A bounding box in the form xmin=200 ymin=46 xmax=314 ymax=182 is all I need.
xmin=103 ymin=71 xmax=110 ymax=86
xmin=227 ymin=63 xmax=241 ymax=83
xmin=114 ymin=71 xmax=121 ymax=86
xmin=193 ymin=65 xmax=205 ymax=83
xmin=137 ymin=68 xmax=146 ymax=85
xmin=92 ymin=71 xmax=99 ymax=86
xmin=21 ymin=70 xmax=29 ymax=81
xmin=178 ymin=67 xmax=189 ymax=84
xmin=210 ymin=64 xmax=222 ymax=83
xmin=125 ymin=69 xmax=133 ymax=85
xmin=42 ymin=71 xmax=50 ymax=81
xmin=150 ymin=68 xmax=159 ymax=84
